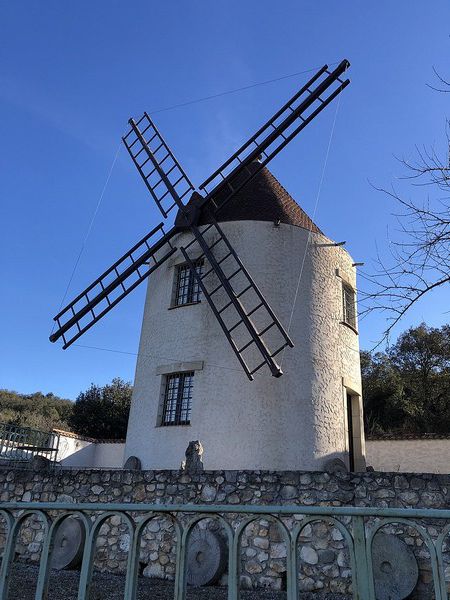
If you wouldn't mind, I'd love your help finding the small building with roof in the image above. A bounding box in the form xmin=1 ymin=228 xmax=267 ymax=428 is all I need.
xmin=125 ymin=163 xmax=365 ymax=471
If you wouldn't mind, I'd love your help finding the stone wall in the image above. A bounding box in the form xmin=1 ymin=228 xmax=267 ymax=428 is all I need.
xmin=1 ymin=468 xmax=449 ymax=595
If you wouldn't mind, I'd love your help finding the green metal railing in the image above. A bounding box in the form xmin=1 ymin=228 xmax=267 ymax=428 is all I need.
xmin=0 ymin=502 xmax=449 ymax=599
xmin=0 ymin=424 xmax=60 ymax=469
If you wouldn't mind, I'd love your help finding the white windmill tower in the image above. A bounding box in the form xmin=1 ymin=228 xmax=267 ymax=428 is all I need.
xmin=50 ymin=60 xmax=365 ymax=472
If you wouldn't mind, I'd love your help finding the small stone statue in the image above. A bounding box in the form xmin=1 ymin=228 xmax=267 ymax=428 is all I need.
xmin=180 ymin=440 xmax=204 ymax=473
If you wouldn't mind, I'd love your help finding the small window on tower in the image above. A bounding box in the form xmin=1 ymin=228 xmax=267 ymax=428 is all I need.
xmin=161 ymin=372 xmax=194 ymax=426
xmin=172 ymin=260 xmax=204 ymax=306
xmin=342 ymin=283 xmax=357 ymax=330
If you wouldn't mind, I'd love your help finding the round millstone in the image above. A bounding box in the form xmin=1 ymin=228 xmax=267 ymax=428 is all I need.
xmin=323 ymin=458 xmax=348 ymax=473
xmin=186 ymin=529 xmax=227 ymax=587
xmin=372 ymin=532 xmax=418 ymax=600
xmin=123 ymin=455 xmax=142 ymax=470
xmin=31 ymin=455 xmax=51 ymax=471
xmin=50 ymin=517 xmax=85 ymax=570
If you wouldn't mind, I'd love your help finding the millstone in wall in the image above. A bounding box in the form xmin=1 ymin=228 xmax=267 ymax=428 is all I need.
xmin=50 ymin=517 xmax=85 ymax=570
xmin=186 ymin=528 xmax=227 ymax=586
xmin=123 ymin=455 xmax=142 ymax=470
xmin=372 ymin=532 xmax=418 ymax=600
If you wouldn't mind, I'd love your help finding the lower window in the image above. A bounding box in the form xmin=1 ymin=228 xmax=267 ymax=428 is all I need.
xmin=161 ymin=372 xmax=194 ymax=426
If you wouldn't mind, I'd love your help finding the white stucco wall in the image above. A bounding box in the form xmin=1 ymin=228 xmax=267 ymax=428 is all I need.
xmin=92 ymin=442 xmax=125 ymax=468
xmin=125 ymin=220 xmax=363 ymax=471
xmin=56 ymin=432 xmax=124 ymax=468
xmin=57 ymin=433 xmax=96 ymax=467
xmin=366 ymin=439 xmax=450 ymax=474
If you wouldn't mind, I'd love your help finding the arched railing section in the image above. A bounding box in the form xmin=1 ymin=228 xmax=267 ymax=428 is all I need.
xmin=0 ymin=502 xmax=449 ymax=600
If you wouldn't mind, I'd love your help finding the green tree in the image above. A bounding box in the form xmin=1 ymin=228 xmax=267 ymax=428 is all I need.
xmin=389 ymin=323 xmax=450 ymax=432
xmin=69 ymin=378 xmax=132 ymax=439
xmin=361 ymin=350 xmax=408 ymax=434
xmin=362 ymin=323 xmax=450 ymax=434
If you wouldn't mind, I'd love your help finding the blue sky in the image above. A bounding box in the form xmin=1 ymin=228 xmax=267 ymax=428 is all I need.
xmin=1 ymin=1 xmax=449 ymax=400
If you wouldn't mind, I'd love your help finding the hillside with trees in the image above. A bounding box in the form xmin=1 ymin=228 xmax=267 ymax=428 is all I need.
xmin=0 ymin=389 xmax=73 ymax=432
xmin=0 ymin=378 xmax=132 ymax=439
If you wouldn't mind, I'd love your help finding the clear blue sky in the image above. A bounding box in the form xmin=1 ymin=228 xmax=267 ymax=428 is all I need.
xmin=1 ymin=1 xmax=449 ymax=400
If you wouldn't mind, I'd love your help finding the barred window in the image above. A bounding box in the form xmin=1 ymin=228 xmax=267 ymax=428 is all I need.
xmin=173 ymin=259 xmax=204 ymax=306
xmin=342 ymin=283 xmax=357 ymax=330
xmin=161 ymin=372 xmax=194 ymax=426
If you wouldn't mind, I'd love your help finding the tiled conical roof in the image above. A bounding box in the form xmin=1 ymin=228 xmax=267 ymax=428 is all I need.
xmin=197 ymin=161 xmax=322 ymax=234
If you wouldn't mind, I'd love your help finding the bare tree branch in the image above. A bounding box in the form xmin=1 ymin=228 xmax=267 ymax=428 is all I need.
xmin=360 ymin=70 xmax=449 ymax=343
xmin=427 ymin=66 xmax=450 ymax=93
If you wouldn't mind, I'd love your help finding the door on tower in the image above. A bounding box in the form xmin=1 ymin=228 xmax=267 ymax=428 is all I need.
xmin=346 ymin=392 xmax=355 ymax=472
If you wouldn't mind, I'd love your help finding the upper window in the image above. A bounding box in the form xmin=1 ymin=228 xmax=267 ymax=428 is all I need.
xmin=342 ymin=283 xmax=357 ymax=330
xmin=173 ymin=259 xmax=204 ymax=306
xmin=161 ymin=371 xmax=194 ymax=426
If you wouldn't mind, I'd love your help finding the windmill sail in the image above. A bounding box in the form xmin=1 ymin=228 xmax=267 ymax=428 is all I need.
xmin=182 ymin=218 xmax=293 ymax=379
xmin=50 ymin=224 xmax=177 ymax=348
xmin=198 ymin=60 xmax=350 ymax=216
xmin=123 ymin=112 xmax=195 ymax=218
xmin=50 ymin=60 xmax=350 ymax=380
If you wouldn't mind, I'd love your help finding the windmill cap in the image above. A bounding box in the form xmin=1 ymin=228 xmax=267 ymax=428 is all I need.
xmin=195 ymin=161 xmax=322 ymax=234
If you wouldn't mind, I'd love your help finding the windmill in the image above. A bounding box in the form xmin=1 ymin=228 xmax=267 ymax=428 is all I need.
xmin=50 ymin=60 xmax=350 ymax=381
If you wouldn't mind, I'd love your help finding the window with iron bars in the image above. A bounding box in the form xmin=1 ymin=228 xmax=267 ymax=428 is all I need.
xmin=173 ymin=259 xmax=204 ymax=306
xmin=342 ymin=283 xmax=357 ymax=330
xmin=161 ymin=372 xmax=194 ymax=426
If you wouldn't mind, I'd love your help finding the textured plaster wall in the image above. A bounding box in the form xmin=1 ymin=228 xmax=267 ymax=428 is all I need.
xmin=56 ymin=434 xmax=123 ymax=469
xmin=56 ymin=434 xmax=95 ymax=467
xmin=92 ymin=443 xmax=124 ymax=468
xmin=125 ymin=220 xmax=363 ymax=471
xmin=366 ymin=439 xmax=450 ymax=474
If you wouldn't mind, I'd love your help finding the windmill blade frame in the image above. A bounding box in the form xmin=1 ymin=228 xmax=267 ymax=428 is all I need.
xmin=197 ymin=59 xmax=350 ymax=217
xmin=123 ymin=112 xmax=195 ymax=219
xmin=50 ymin=223 xmax=178 ymax=348
xmin=50 ymin=60 xmax=350 ymax=380
xmin=181 ymin=217 xmax=293 ymax=379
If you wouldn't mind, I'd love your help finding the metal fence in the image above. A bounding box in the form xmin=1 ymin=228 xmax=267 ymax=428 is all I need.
xmin=0 ymin=424 xmax=60 ymax=469
xmin=0 ymin=502 xmax=449 ymax=599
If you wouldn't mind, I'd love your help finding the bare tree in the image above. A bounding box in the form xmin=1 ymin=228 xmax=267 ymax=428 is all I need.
xmin=360 ymin=72 xmax=449 ymax=342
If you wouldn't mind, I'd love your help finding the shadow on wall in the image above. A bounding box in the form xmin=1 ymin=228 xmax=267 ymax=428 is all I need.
xmin=57 ymin=433 xmax=125 ymax=469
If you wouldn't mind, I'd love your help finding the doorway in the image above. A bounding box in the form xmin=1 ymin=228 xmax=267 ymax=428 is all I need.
xmin=346 ymin=392 xmax=355 ymax=471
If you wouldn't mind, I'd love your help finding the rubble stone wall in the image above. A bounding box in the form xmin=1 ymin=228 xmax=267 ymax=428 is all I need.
xmin=1 ymin=468 xmax=449 ymax=595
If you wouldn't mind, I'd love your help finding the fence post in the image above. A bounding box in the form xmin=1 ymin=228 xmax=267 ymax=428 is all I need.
xmin=0 ymin=513 xmax=15 ymax=600
xmin=286 ymin=530 xmax=299 ymax=600
xmin=351 ymin=515 xmax=373 ymax=600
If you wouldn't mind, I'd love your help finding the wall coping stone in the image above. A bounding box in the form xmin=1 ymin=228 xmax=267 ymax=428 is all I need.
xmin=52 ymin=429 xmax=125 ymax=444
xmin=367 ymin=432 xmax=450 ymax=441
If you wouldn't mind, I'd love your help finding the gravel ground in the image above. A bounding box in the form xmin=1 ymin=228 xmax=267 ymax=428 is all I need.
xmin=6 ymin=563 xmax=349 ymax=600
